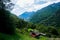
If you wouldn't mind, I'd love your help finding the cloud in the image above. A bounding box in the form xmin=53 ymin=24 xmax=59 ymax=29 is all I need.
xmin=11 ymin=0 xmax=60 ymax=16
xmin=16 ymin=0 xmax=34 ymax=8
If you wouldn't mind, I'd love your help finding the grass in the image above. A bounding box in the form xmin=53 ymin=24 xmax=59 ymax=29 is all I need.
xmin=17 ymin=28 xmax=48 ymax=40
xmin=0 ymin=33 xmax=20 ymax=40
xmin=0 ymin=28 xmax=48 ymax=40
xmin=18 ymin=33 xmax=48 ymax=40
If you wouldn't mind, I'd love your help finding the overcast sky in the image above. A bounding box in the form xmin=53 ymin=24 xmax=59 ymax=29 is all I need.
xmin=11 ymin=0 xmax=60 ymax=16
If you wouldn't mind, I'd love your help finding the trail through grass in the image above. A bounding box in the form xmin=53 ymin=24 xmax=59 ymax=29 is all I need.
xmin=16 ymin=28 xmax=48 ymax=40
xmin=0 ymin=28 xmax=48 ymax=40
xmin=19 ymin=33 xmax=48 ymax=40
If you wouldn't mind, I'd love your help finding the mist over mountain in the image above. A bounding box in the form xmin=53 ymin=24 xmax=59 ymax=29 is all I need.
xmin=29 ymin=2 xmax=60 ymax=27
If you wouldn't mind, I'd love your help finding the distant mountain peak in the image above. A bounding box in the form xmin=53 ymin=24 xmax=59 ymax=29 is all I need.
xmin=19 ymin=11 xmax=35 ymax=21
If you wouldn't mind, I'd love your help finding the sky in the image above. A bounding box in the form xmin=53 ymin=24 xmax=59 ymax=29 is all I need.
xmin=11 ymin=0 xmax=60 ymax=16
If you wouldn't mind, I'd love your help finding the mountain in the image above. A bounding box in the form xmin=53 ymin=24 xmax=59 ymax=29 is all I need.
xmin=29 ymin=2 xmax=60 ymax=27
xmin=41 ymin=9 xmax=60 ymax=27
xmin=19 ymin=11 xmax=35 ymax=21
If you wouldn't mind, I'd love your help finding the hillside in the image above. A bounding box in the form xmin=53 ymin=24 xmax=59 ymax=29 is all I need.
xmin=0 ymin=9 xmax=48 ymax=40
xmin=29 ymin=2 xmax=60 ymax=27
xmin=40 ymin=8 xmax=60 ymax=27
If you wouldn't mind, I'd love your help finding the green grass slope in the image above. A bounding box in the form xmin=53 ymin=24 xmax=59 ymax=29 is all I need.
xmin=0 ymin=33 xmax=20 ymax=40
xmin=17 ymin=28 xmax=48 ymax=40
xmin=0 ymin=28 xmax=48 ymax=40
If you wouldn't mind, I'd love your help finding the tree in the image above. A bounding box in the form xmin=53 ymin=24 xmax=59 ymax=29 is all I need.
xmin=17 ymin=19 xmax=28 ymax=29
xmin=0 ymin=0 xmax=16 ymax=35
xmin=0 ymin=0 xmax=14 ymax=10
xmin=0 ymin=9 xmax=18 ymax=34
xmin=48 ymin=26 xmax=59 ymax=36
